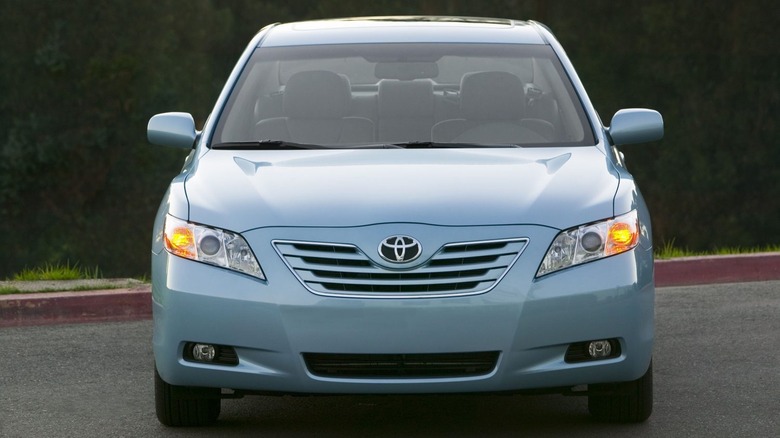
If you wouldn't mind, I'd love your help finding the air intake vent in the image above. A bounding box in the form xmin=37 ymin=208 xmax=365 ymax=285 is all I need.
xmin=273 ymin=238 xmax=527 ymax=298
xmin=303 ymin=351 xmax=500 ymax=378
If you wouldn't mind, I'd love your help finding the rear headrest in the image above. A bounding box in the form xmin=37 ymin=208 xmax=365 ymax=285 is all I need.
xmin=378 ymin=80 xmax=435 ymax=117
xmin=283 ymin=70 xmax=351 ymax=119
xmin=460 ymin=71 xmax=526 ymax=120
xmin=375 ymin=62 xmax=439 ymax=80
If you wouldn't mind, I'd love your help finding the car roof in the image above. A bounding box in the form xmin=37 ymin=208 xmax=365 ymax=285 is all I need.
xmin=258 ymin=16 xmax=548 ymax=47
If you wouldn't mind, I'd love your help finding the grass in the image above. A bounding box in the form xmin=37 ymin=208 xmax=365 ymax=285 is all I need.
xmin=10 ymin=262 xmax=101 ymax=281
xmin=0 ymin=284 xmax=130 ymax=295
xmin=1 ymin=262 xmax=104 ymax=295
xmin=655 ymin=240 xmax=780 ymax=260
xmin=1 ymin=262 xmax=150 ymax=295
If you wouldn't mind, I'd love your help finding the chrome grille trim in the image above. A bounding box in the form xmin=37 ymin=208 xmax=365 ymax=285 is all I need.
xmin=273 ymin=238 xmax=528 ymax=299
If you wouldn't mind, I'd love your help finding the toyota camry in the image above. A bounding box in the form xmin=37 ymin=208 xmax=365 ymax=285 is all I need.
xmin=147 ymin=16 xmax=663 ymax=426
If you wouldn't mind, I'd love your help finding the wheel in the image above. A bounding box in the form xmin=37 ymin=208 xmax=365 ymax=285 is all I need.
xmin=155 ymin=367 xmax=221 ymax=427
xmin=588 ymin=360 xmax=653 ymax=423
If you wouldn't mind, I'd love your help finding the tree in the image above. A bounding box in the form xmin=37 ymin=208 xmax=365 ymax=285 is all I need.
xmin=1 ymin=0 xmax=776 ymax=278
xmin=0 ymin=0 xmax=232 ymax=277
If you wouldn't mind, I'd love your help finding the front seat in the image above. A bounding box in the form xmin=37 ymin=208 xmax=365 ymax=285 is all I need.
xmin=255 ymin=70 xmax=374 ymax=144
xmin=431 ymin=71 xmax=552 ymax=144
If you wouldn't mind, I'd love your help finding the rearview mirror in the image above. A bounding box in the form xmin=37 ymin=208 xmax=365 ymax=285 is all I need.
xmin=147 ymin=112 xmax=197 ymax=149
xmin=608 ymin=109 xmax=663 ymax=145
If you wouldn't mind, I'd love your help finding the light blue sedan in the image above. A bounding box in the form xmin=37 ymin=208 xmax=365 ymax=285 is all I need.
xmin=148 ymin=16 xmax=663 ymax=426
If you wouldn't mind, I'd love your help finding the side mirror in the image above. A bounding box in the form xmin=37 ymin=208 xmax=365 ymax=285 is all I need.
xmin=608 ymin=109 xmax=663 ymax=145
xmin=147 ymin=112 xmax=197 ymax=149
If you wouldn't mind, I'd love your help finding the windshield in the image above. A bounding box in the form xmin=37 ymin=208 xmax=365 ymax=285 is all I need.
xmin=212 ymin=43 xmax=595 ymax=148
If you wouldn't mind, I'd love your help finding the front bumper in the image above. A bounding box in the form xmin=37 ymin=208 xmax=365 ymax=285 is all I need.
xmin=153 ymin=224 xmax=653 ymax=394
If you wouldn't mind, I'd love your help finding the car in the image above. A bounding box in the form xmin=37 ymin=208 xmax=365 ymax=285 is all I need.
xmin=147 ymin=16 xmax=663 ymax=426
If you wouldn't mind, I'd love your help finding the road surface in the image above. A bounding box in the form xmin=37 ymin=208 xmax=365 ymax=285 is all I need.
xmin=1 ymin=281 xmax=778 ymax=437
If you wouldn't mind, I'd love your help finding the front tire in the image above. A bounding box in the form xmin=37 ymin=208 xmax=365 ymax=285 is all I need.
xmin=155 ymin=367 xmax=221 ymax=427
xmin=588 ymin=360 xmax=653 ymax=423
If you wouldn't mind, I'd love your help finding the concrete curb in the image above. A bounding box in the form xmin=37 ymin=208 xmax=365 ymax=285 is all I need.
xmin=2 ymin=253 xmax=779 ymax=328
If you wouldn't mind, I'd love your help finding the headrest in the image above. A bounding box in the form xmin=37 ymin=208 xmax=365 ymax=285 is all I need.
xmin=459 ymin=71 xmax=526 ymax=120
xmin=375 ymin=62 xmax=439 ymax=80
xmin=283 ymin=70 xmax=351 ymax=119
xmin=378 ymin=80 xmax=435 ymax=117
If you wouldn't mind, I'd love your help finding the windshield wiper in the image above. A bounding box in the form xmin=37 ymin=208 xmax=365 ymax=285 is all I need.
xmin=211 ymin=140 xmax=406 ymax=150
xmin=212 ymin=140 xmax=525 ymax=150
xmin=211 ymin=140 xmax=328 ymax=150
xmin=392 ymin=141 xmax=522 ymax=149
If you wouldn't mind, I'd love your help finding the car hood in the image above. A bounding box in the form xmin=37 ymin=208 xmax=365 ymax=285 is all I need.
xmin=183 ymin=147 xmax=619 ymax=231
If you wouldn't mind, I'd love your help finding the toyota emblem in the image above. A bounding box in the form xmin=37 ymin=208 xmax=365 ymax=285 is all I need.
xmin=378 ymin=236 xmax=422 ymax=263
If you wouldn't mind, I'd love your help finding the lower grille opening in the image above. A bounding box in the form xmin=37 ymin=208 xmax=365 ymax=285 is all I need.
xmin=303 ymin=351 xmax=500 ymax=378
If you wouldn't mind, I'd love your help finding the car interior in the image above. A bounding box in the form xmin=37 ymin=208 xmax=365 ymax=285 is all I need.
xmin=214 ymin=45 xmax=591 ymax=146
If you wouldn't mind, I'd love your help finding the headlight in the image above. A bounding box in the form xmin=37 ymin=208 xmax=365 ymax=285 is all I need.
xmin=163 ymin=214 xmax=265 ymax=280
xmin=536 ymin=210 xmax=639 ymax=277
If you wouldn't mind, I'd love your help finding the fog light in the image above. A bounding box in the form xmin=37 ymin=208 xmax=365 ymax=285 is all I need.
xmin=565 ymin=339 xmax=621 ymax=363
xmin=183 ymin=342 xmax=239 ymax=366
xmin=588 ymin=340 xmax=613 ymax=358
xmin=192 ymin=344 xmax=217 ymax=362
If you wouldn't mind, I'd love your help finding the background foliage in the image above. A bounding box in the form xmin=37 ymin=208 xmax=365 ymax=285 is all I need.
xmin=1 ymin=0 xmax=777 ymax=278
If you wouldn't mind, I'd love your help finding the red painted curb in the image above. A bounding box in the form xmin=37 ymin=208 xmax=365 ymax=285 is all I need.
xmin=1 ymin=253 xmax=779 ymax=328
xmin=0 ymin=287 xmax=152 ymax=328
xmin=654 ymin=252 xmax=780 ymax=287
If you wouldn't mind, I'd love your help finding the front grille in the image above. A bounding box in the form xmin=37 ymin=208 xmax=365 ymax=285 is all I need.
xmin=303 ymin=351 xmax=500 ymax=378
xmin=273 ymin=238 xmax=527 ymax=298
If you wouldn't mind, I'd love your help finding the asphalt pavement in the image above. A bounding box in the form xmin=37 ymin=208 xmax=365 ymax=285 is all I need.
xmin=1 ymin=280 xmax=777 ymax=437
